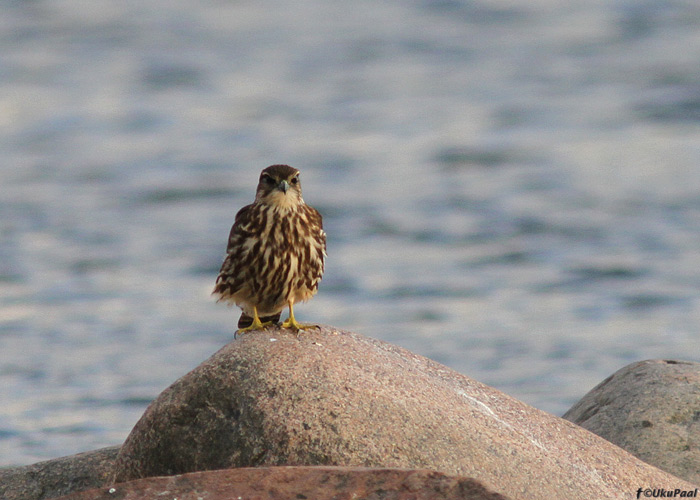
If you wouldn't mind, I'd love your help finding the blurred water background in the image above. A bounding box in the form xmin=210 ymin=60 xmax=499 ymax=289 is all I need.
xmin=2 ymin=0 xmax=700 ymax=466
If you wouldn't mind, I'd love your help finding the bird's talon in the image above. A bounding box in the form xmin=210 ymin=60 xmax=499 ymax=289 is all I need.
xmin=235 ymin=318 xmax=274 ymax=337
xmin=281 ymin=319 xmax=319 ymax=332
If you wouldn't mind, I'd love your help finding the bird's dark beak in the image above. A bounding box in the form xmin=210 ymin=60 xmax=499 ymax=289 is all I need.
xmin=278 ymin=180 xmax=290 ymax=193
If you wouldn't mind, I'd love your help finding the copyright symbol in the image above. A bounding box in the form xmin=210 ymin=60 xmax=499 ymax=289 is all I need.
xmin=642 ymin=489 xmax=653 ymax=498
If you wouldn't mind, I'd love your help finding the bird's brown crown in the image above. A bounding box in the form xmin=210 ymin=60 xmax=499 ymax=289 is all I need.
xmin=262 ymin=164 xmax=300 ymax=180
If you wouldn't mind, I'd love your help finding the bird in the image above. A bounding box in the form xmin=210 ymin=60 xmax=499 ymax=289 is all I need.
xmin=213 ymin=164 xmax=326 ymax=335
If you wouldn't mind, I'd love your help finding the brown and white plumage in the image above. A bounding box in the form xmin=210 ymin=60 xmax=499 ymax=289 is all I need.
xmin=213 ymin=164 xmax=326 ymax=333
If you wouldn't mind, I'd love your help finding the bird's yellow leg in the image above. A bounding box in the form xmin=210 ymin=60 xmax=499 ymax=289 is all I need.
xmin=281 ymin=300 xmax=319 ymax=332
xmin=236 ymin=306 xmax=273 ymax=335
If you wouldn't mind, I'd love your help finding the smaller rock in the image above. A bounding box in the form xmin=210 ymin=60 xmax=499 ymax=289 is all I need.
xmin=563 ymin=359 xmax=700 ymax=485
xmin=56 ymin=466 xmax=511 ymax=500
xmin=0 ymin=446 xmax=120 ymax=500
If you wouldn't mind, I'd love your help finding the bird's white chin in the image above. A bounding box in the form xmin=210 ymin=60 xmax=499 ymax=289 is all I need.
xmin=266 ymin=190 xmax=303 ymax=210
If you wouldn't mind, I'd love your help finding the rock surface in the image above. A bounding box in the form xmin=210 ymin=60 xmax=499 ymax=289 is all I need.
xmin=564 ymin=359 xmax=700 ymax=485
xmin=57 ymin=466 xmax=511 ymax=500
xmin=0 ymin=446 xmax=119 ymax=500
xmin=113 ymin=326 xmax=695 ymax=499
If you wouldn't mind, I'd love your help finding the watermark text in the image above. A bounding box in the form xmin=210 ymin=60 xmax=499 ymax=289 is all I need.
xmin=637 ymin=488 xmax=699 ymax=498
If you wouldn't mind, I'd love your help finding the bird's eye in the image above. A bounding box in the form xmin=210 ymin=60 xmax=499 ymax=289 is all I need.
xmin=291 ymin=176 xmax=299 ymax=185
xmin=262 ymin=174 xmax=275 ymax=185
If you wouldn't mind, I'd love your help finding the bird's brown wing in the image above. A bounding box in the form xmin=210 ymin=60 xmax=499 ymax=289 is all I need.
xmin=300 ymin=204 xmax=326 ymax=294
xmin=213 ymin=203 xmax=255 ymax=297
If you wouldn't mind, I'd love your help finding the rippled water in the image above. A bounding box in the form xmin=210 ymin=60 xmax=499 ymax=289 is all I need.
xmin=2 ymin=0 xmax=700 ymax=466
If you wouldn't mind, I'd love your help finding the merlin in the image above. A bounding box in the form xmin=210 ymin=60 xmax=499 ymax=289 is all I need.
xmin=213 ymin=164 xmax=326 ymax=334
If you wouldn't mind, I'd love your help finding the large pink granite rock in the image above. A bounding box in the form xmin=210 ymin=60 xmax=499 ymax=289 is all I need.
xmin=112 ymin=326 xmax=695 ymax=498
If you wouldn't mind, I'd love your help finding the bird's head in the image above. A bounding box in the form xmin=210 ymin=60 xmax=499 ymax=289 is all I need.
xmin=255 ymin=164 xmax=304 ymax=209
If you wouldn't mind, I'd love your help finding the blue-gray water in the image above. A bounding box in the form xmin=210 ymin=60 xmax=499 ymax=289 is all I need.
xmin=2 ymin=1 xmax=700 ymax=466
